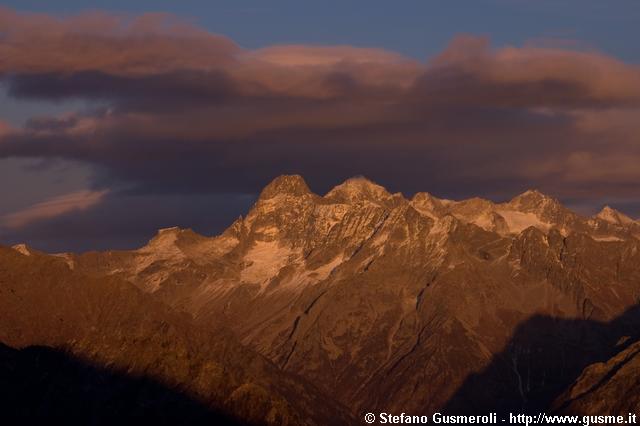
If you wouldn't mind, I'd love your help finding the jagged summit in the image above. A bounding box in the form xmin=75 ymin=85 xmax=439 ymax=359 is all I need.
xmin=324 ymin=176 xmax=392 ymax=204
xmin=452 ymin=196 xmax=496 ymax=210
xmin=259 ymin=175 xmax=311 ymax=199
xmin=158 ymin=226 xmax=182 ymax=234
xmin=411 ymin=192 xmax=441 ymax=203
xmin=509 ymin=189 xmax=559 ymax=206
xmin=136 ymin=177 xmax=638 ymax=256
xmin=144 ymin=226 xmax=204 ymax=251
xmin=11 ymin=243 xmax=32 ymax=256
xmin=504 ymin=189 xmax=578 ymax=226
xmin=410 ymin=192 xmax=446 ymax=217
xmin=520 ymin=189 xmax=547 ymax=198
xmin=152 ymin=226 xmax=199 ymax=239
xmin=596 ymin=206 xmax=635 ymax=225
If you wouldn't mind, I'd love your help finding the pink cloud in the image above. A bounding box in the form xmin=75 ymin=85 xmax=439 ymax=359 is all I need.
xmin=2 ymin=8 xmax=640 ymax=105
xmin=248 ymin=44 xmax=411 ymax=67
xmin=0 ymin=7 xmax=239 ymax=76
xmin=0 ymin=120 xmax=15 ymax=137
xmin=427 ymin=35 xmax=640 ymax=106
xmin=1 ymin=190 xmax=108 ymax=229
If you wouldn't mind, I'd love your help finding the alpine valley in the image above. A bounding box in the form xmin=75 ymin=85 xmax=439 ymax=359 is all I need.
xmin=2 ymin=175 xmax=640 ymax=424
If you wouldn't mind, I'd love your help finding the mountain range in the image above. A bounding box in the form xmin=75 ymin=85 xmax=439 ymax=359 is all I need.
xmin=2 ymin=175 xmax=640 ymax=424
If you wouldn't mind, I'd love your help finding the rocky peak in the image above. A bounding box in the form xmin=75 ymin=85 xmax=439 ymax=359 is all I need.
xmin=596 ymin=206 xmax=635 ymax=226
xmin=508 ymin=189 xmax=555 ymax=210
xmin=443 ymin=197 xmax=511 ymax=234
xmin=153 ymin=226 xmax=183 ymax=237
xmin=258 ymin=175 xmax=311 ymax=200
xmin=222 ymin=216 xmax=244 ymax=238
xmin=324 ymin=176 xmax=393 ymax=204
xmin=411 ymin=192 xmax=445 ymax=217
xmin=11 ymin=243 xmax=32 ymax=256
xmin=143 ymin=227 xmax=200 ymax=253
xmin=506 ymin=189 xmax=576 ymax=227
xmin=449 ymin=197 xmax=496 ymax=213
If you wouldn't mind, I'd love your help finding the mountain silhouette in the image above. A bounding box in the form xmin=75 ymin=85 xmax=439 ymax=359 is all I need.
xmin=0 ymin=343 xmax=241 ymax=425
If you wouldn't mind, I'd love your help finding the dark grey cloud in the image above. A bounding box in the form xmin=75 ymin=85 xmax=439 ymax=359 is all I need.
xmin=1 ymin=9 xmax=640 ymax=250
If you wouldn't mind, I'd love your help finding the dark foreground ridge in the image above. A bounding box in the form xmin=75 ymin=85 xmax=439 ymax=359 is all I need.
xmin=0 ymin=343 xmax=241 ymax=425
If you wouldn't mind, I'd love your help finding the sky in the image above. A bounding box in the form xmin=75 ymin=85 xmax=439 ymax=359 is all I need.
xmin=0 ymin=1 xmax=639 ymax=252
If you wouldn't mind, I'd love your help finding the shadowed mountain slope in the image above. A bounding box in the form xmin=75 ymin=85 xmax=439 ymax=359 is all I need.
xmin=443 ymin=305 xmax=640 ymax=414
xmin=0 ymin=343 xmax=240 ymax=425
xmin=554 ymin=335 xmax=640 ymax=415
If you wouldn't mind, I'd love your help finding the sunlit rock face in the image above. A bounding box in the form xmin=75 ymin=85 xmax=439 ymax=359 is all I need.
xmin=57 ymin=175 xmax=640 ymax=416
xmin=553 ymin=337 xmax=640 ymax=415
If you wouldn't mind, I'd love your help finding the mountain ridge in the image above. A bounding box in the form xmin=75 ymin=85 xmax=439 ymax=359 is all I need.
xmin=130 ymin=175 xmax=639 ymax=253
xmin=4 ymin=174 xmax=640 ymax=420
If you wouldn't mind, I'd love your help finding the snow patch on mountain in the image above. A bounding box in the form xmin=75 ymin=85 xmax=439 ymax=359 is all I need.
xmin=12 ymin=244 xmax=31 ymax=256
xmin=255 ymin=225 xmax=280 ymax=238
xmin=324 ymin=176 xmax=392 ymax=204
xmin=241 ymin=241 xmax=297 ymax=288
xmin=309 ymin=255 xmax=344 ymax=279
xmin=143 ymin=227 xmax=184 ymax=257
xmin=52 ymin=252 xmax=76 ymax=270
xmin=496 ymin=210 xmax=552 ymax=234
xmin=592 ymin=235 xmax=624 ymax=242
xmin=596 ymin=206 xmax=635 ymax=226
xmin=279 ymin=254 xmax=347 ymax=290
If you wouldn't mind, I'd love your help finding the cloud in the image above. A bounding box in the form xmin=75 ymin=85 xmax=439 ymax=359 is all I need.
xmin=1 ymin=189 xmax=108 ymax=229
xmin=0 ymin=190 xmax=253 ymax=253
xmin=249 ymin=44 xmax=410 ymax=67
xmin=1 ymin=8 xmax=639 ymax=250
xmin=0 ymin=120 xmax=14 ymax=136
xmin=422 ymin=35 xmax=640 ymax=108
xmin=0 ymin=7 xmax=239 ymax=76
